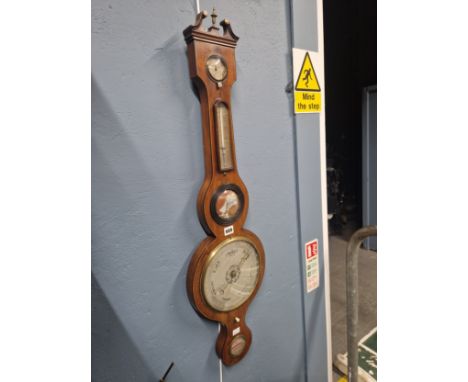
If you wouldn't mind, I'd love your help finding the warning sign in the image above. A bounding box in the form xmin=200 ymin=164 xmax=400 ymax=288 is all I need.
xmin=295 ymin=52 xmax=321 ymax=91
xmin=293 ymin=48 xmax=323 ymax=114
xmin=305 ymin=239 xmax=320 ymax=293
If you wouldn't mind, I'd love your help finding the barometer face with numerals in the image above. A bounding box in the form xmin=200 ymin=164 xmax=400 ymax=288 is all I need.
xmin=202 ymin=237 xmax=260 ymax=312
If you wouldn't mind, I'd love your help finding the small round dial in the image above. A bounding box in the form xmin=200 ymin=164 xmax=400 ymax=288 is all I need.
xmin=206 ymin=55 xmax=227 ymax=82
xmin=215 ymin=190 xmax=240 ymax=220
xmin=230 ymin=335 xmax=247 ymax=357
xmin=202 ymin=238 xmax=260 ymax=312
xmin=211 ymin=184 xmax=244 ymax=225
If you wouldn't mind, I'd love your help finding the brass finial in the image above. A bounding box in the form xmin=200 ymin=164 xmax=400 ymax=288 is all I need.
xmin=211 ymin=7 xmax=218 ymax=26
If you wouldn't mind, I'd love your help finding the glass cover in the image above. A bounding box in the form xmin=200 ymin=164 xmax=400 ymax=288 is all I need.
xmin=215 ymin=189 xmax=240 ymax=221
xmin=230 ymin=335 xmax=247 ymax=357
xmin=215 ymin=103 xmax=234 ymax=171
xmin=206 ymin=55 xmax=227 ymax=81
xmin=202 ymin=238 xmax=260 ymax=312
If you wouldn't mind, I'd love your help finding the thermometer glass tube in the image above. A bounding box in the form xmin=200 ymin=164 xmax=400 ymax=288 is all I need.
xmin=215 ymin=103 xmax=234 ymax=171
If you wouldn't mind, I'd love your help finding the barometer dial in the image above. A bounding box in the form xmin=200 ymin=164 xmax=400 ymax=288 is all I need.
xmin=202 ymin=238 xmax=260 ymax=312
xmin=206 ymin=55 xmax=228 ymax=81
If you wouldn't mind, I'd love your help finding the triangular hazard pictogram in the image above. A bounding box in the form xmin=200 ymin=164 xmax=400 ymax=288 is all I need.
xmin=295 ymin=52 xmax=321 ymax=92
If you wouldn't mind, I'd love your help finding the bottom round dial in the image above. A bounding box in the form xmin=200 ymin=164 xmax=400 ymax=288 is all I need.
xmin=230 ymin=335 xmax=247 ymax=357
xmin=202 ymin=237 xmax=260 ymax=312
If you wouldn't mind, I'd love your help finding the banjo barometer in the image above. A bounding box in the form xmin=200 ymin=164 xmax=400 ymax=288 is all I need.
xmin=183 ymin=9 xmax=265 ymax=365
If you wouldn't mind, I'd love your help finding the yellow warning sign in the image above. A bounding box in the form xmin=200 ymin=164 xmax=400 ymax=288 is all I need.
xmin=295 ymin=52 xmax=321 ymax=92
xmin=293 ymin=50 xmax=322 ymax=114
xmin=295 ymin=91 xmax=321 ymax=113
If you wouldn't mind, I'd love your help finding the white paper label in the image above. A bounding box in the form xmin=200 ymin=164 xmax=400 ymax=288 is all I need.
xmin=224 ymin=225 xmax=234 ymax=236
xmin=305 ymin=239 xmax=320 ymax=293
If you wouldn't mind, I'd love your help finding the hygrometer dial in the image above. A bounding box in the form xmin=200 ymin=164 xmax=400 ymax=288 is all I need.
xmin=210 ymin=184 xmax=244 ymax=225
xmin=206 ymin=55 xmax=228 ymax=82
xmin=202 ymin=237 xmax=260 ymax=312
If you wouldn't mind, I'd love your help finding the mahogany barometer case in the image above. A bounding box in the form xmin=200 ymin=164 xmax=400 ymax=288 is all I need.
xmin=183 ymin=9 xmax=265 ymax=366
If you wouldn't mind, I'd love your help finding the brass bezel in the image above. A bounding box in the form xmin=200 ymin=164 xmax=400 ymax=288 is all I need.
xmin=200 ymin=236 xmax=260 ymax=312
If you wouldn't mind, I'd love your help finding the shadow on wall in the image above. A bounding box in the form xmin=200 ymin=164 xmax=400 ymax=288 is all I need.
xmin=91 ymin=76 xmax=163 ymax=382
xmin=92 ymin=273 xmax=156 ymax=382
xmin=91 ymin=74 xmax=214 ymax=381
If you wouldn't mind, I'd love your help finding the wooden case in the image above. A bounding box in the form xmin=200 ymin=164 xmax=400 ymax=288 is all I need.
xmin=183 ymin=10 xmax=265 ymax=366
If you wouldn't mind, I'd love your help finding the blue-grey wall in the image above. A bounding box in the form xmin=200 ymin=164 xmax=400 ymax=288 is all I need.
xmin=92 ymin=1 xmax=329 ymax=381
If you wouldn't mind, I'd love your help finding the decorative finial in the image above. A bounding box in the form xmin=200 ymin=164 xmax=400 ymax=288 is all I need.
xmin=211 ymin=7 xmax=218 ymax=26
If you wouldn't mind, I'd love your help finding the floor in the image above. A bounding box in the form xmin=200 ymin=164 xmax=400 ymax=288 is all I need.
xmin=329 ymin=235 xmax=377 ymax=381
